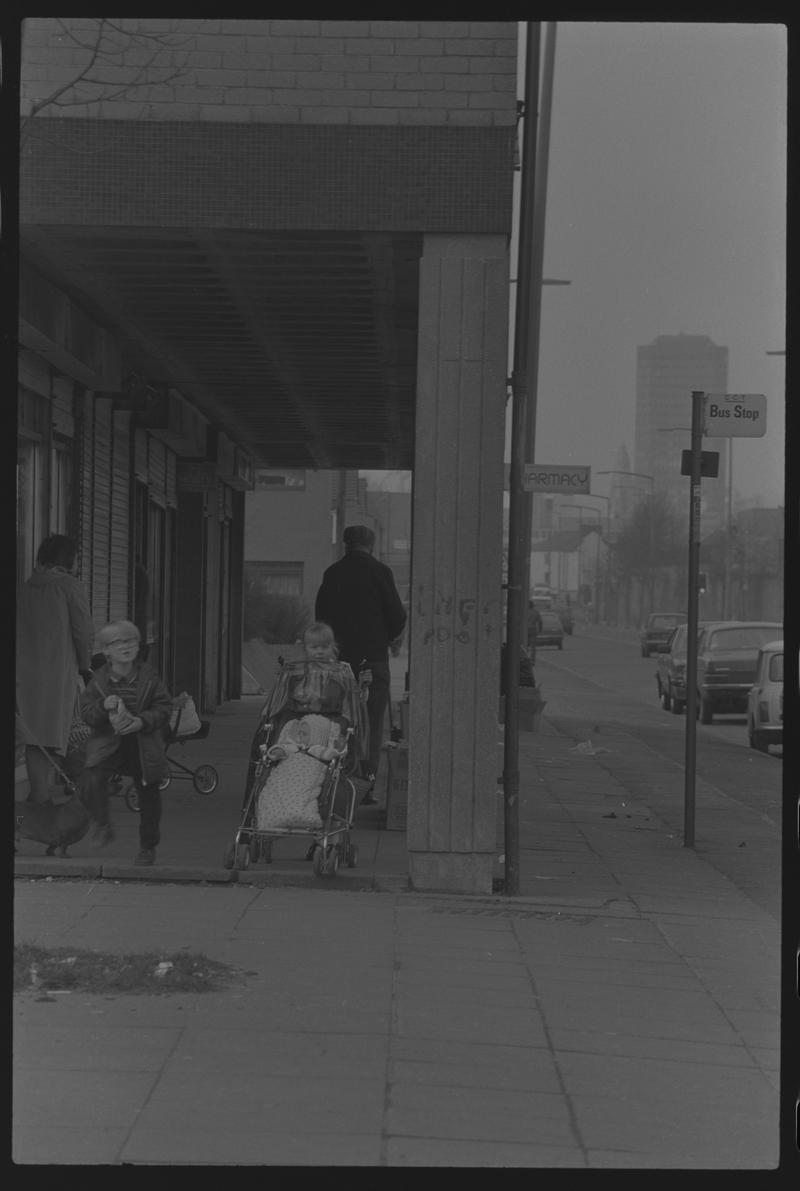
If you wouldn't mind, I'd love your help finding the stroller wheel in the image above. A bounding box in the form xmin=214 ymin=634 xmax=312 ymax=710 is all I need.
xmin=158 ymin=773 xmax=172 ymax=791
xmin=248 ymin=841 xmax=260 ymax=866
xmin=322 ymin=847 xmax=339 ymax=877
xmin=234 ymin=842 xmax=250 ymax=871
xmin=223 ymin=842 xmax=235 ymax=870
xmin=193 ymin=764 xmax=218 ymax=794
xmin=346 ymin=844 xmax=359 ymax=869
xmin=124 ymin=786 xmax=141 ymax=813
xmin=312 ymin=846 xmax=325 ymax=877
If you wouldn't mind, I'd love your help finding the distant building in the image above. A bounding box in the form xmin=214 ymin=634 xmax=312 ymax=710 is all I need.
xmin=244 ymin=469 xmax=349 ymax=616
xmin=363 ymin=488 xmax=412 ymax=605
xmin=244 ymin=467 xmax=408 ymax=618
xmin=635 ymin=334 xmax=729 ymax=533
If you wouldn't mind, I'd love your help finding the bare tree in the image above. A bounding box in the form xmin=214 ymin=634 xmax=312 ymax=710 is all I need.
xmin=20 ymin=17 xmax=197 ymax=144
xmin=609 ymin=492 xmax=683 ymax=620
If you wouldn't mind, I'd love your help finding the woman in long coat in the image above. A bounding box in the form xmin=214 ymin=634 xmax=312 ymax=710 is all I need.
xmin=16 ymin=534 xmax=95 ymax=803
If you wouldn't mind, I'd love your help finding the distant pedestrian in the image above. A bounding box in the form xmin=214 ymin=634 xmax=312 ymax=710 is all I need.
xmin=315 ymin=525 xmax=407 ymax=802
xmin=79 ymin=620 xmax=172 ymax=864
xmin=527 ymin=600 xmax=543 ymax=663
xmin=16 ymin=534 xmax=95 ymax=804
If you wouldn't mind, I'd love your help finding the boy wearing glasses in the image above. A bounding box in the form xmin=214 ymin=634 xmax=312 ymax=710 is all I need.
xmin=79 ymin=620 xmax=173 ymax=864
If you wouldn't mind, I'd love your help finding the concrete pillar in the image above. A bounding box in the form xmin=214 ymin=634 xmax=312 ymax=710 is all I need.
xmin=407 ymin=234 xmax=509 ymax=894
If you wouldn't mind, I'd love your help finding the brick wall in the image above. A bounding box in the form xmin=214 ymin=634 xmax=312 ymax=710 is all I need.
xmin=21 ymin=18 xmax=517 ymax=128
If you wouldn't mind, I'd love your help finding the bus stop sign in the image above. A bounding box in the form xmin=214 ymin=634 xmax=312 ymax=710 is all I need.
xmin=704 ymin=393 xmax=766 ymax=437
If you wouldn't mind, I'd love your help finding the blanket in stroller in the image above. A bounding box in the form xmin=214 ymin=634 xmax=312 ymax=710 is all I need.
xmin=255 ymin=714 xmax=346 ymax=831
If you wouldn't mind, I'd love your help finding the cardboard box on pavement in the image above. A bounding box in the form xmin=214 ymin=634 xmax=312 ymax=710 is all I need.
xmin=499 ymin=687 xmax=546 ymax=732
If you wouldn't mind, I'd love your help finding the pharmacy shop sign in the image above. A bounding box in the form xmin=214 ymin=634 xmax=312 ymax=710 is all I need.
xmin=523 ymin=465 xmax=591 ymax=494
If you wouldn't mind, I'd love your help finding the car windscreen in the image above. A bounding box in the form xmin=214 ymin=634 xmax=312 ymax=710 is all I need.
xmin=651 ymin=615 xmax=684 ymax=628
xmin=669 ymin=626 xmax=687 ymax=650
xmin=768 ymin=653 xmax=784 ymax=682
xmin=541 ymin=614 xmax=561 ymax=628
xmin=708 ymin=627 xmax=782 ymax=651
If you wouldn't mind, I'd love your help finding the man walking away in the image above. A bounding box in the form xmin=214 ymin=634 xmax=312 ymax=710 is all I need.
xmin=315 ymin=525 xmax=407 ymax=803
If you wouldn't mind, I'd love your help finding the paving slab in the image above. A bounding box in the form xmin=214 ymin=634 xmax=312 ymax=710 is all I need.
xmin=384 ymin=1137 xmax=586 ymax=1167
xmin=12 ymin=686 xmax=785 ymax=1169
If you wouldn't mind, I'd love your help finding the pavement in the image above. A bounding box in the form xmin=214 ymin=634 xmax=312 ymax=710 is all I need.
xmin=13 ymin=645 xmax=788 ymax=1169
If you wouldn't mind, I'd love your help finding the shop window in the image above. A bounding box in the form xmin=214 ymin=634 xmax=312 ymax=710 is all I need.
xmin=253 ymin=469 xmax=306 ymax=491
xmin=243 ymin=561 xmax=306 ymax=643
xmin=17 ymin=439 xmax=45 ymax=586
xmin=245 ymin=561 xmax=303 ymax=595
xmin=49 ymin=437 xmax=73 ymax=537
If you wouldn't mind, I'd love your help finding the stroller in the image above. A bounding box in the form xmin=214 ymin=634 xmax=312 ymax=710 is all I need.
xmin=225 ymin=658 xmax=370 ymax=877
xmin=114 ymin=699 xmax=219 ymax=812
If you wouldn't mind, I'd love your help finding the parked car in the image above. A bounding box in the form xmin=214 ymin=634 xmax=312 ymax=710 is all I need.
xmin=536 ymin=610 xmax=564 ymax=650
xmin=640 ymin=612 xmax=687 ymax=657
xmin=746 ymin=639 xmax=783 ymax=752
xmin=696 ymin=620 xmax=783 ymax=724
xmin=552 ymin=600 xmax=574 ymax=635
xmin=655 ymin=622 xmax=699 ymax=713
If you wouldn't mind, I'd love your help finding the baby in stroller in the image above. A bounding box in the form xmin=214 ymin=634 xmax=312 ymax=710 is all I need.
xmin=230 ymin=623 xmax=369 ymax=873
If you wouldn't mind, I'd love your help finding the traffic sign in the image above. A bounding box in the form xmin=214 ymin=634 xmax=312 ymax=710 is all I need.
xmin=523 ymin=464 xmax=591 ymax=494
xmin=681 ymin=449 xmax=719 ymax=477
xmin=704 ymin=393 xmax=766 ymax=437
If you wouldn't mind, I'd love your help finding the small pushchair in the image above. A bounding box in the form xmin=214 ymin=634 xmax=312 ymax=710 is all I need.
xmin=225 ymin=659 xmax=370 ymax=877
xmin=111 ymin=697 xmax=219 ymax=811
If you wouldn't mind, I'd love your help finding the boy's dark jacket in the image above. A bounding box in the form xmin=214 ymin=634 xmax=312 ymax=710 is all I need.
xmin=80 ymin=660 xmax=172 ymax=784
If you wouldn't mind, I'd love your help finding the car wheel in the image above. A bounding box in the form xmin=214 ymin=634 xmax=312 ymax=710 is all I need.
xmin=699 ymin=694 xmax=713 ymax=725
xmin=660 ymin=685 xmax=672 ymax=712
xmin=671 ymin=697 xmax=684 ymax=715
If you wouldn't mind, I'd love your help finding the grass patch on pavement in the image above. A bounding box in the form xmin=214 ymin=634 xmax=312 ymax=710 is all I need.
xmin=14 ymin=942 xmax=242 ymax=996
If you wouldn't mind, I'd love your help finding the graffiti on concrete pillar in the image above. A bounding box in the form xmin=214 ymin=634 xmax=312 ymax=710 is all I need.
xmin=434 ymin=589 xmax=453 ymax=617
xmin=455 ymin=598 xmax=476 ymax=644
xmin=482 ymin=597 xmax=500 ymax=638
xmin=416 ymin=586 xmax=494 ymax=645
xmin=458 ymin=598 xmax=476 ymax=624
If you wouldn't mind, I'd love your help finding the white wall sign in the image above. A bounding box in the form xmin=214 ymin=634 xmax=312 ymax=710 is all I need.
xmin=523 ymin=464 xmax=591 ymax=494
xmin=704 ymin=393 xmax=767 ymax=437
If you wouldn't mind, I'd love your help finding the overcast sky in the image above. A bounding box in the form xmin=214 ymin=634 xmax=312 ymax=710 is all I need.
xmin=525 ymin=20 xmax=786 ymax=508
xmin=365 ymin=20 xmax=786 ymax=509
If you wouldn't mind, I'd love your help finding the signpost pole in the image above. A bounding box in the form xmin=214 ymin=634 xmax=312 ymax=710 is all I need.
xmin=683 ymin=390 xmax=706 ymax=849
xmin=503 ymin=21 xmax=541 ymax=898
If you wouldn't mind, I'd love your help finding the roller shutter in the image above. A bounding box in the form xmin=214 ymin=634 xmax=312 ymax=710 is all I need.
xmin=77 ymin=392 xmax=95 ymax=607
xmin=90 ymin=398 xmax=112 ymax=627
